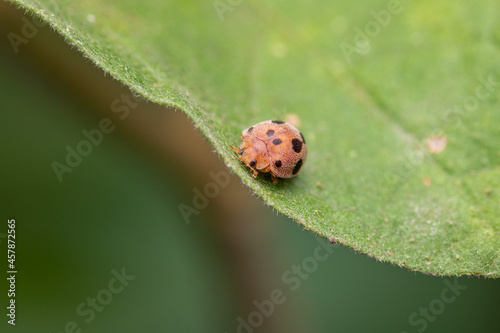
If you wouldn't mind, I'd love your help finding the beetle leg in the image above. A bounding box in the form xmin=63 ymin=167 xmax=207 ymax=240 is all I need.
xmin=230 ymin=145 xmax=241 ymax=154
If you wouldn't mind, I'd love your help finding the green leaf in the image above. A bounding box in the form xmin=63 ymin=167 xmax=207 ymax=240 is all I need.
xmin=9 ymin=0 xmax=500 ymax=277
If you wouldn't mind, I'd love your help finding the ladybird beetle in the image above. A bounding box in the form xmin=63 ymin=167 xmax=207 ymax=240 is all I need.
xmin=230 ymin=120 xmax=307 ymax=184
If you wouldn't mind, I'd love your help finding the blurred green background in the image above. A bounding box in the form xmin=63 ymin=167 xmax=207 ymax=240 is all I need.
xmin=1 ymin=3 xmax=499 ymax=333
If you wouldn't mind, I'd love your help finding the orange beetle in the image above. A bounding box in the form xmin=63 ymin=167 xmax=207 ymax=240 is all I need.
xmin=231 ymin=120 xmax=307 ymax=184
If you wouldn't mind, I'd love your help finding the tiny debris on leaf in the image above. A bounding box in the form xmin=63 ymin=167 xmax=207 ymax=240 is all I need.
xmin=423 ymin=177 xmax=431 ymax=187
xmin=426 ymin=135 xmax=447 ymax=154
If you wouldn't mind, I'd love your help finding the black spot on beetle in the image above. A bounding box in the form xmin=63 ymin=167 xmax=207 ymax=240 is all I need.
xmin=272 ymin=120 xmax=285 ymax=124
xmin=275 ymin=160 xmax=282 ymax=168
xmin=292 ymin=139 xmax=302 ymax=153
xmin=248 ymin=126 xmax=254 ymax=133
xmin=266 ymin=130 xmax=275 ymax=137
xmin=272 ymin=138 xmax=282 ymax=145
xmin=300 ymin=132 xmax=306 ymax=144
xmin=250 ymin=161 xmax=256 ymax=167
xmin=292 ymin=159 xmax=303 ymax=175
xmin=240 ymin=149 xmax=245 ymax=155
